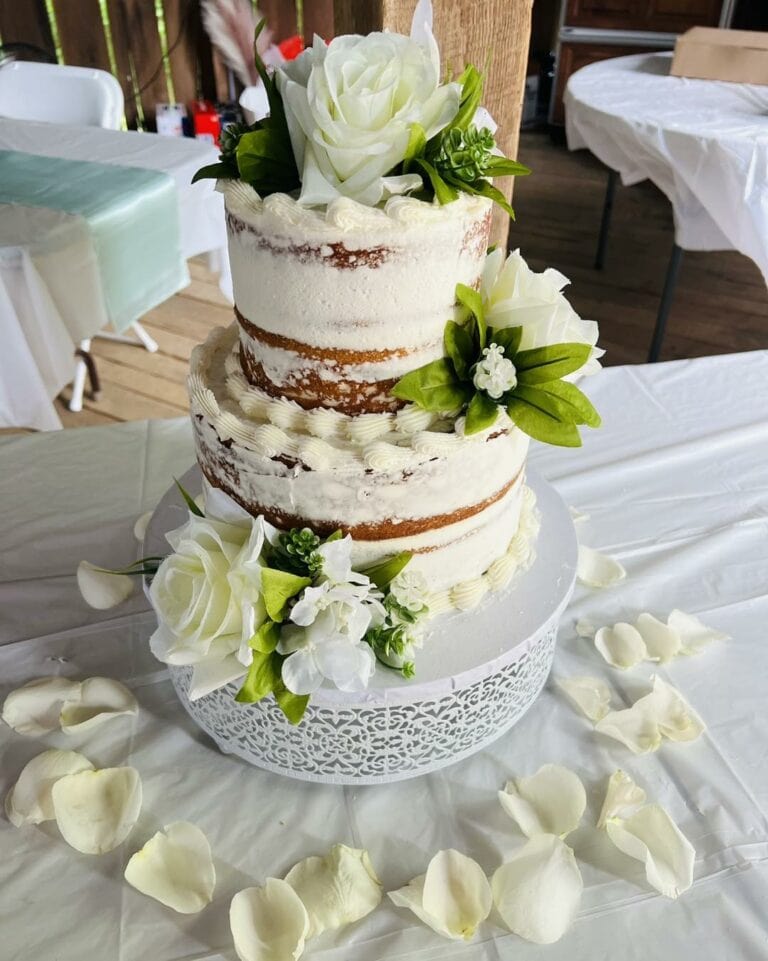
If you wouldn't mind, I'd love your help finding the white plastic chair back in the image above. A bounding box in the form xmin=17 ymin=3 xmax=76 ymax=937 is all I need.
xmin=0 ymin=61 xmax=124 ymax=129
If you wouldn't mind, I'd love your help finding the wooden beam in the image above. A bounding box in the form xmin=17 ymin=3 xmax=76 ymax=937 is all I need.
xmin=334 ymin=0 xmax=533 ymax=249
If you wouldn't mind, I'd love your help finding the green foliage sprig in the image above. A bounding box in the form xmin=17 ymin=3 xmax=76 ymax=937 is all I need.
xmin=391 ymin=284 xmax=601 ymax=446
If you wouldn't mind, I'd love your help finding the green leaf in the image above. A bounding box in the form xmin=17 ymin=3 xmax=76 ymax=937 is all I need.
xmin=537 ymin=380 xmax=601 ymax=428
xmin=261 ymin=568 xmax=312 ymax=622
xmin=253 ymin=20 xmax=285 ymax=125
xmin=275 ymin=683 xmax=310 ymax=725
xmin=464 ymin=392 xmax=500 ymax=435
xmin=174 ymin=477 xmax=203 ymax=516
xmin=249 ymin=619 xmax=281 ymax=654
xmin=455 ymin=283 xmax=486 ymax=349
xmin=444 ymin=320 xmax=476 ymax=380
xmin=362 ymin=551 xmax=412 ymax=590
xmin=514 ymin=343 xmax=592 ymax=384
xmin=485 ymin=156 xmax=531 ymax=177
xmin=416 ymin=159 xmax=458 ymax=205
xmin=235 ymin=650 xmax=281 ymax=703
xmin=451 ymin=65 xmax=484 ymax=132
xmin=236 ymin=127 xmax=299 ymax=195
xmin=507 ymin=395 xmax=582 ymax=447
xmin=403 ymin=122 xmax=427 ymax=173
xmin=191 ymin=161 xmax=237 ymax=184
xmin=490 ymin=325 xmax=523 ymax=359
xmin=446 ymin=175 xmax=516 ymax=219
xmin=325 ymin=529 xmax=343 ymax=543
xmin=391 ymin=358 xmax=472 ymax=412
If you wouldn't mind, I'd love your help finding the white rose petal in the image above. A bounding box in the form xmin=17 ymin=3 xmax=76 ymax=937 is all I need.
xmin=667 ymin=609 xmax=730 ymax=655
xmin=59 ymin=677 xmax=138 ymax=734
xmin=52 ymin=766 xmax=142 ymax=854
xmin=575 ymin=619 xmax=597 ymax=639
xmin=635 ymin=613 xmax=681 ymax=663
xmin=641 ymin=676 xmax=705 ymax=743
xmin=124 ymin=821 xmax=216 ymax=913
xmin=2 ymin=676 xmax=82 ymax=736
xmin=491 ymin=835 xmax=583 ymax=944
xmin=389 ymin=849 xmax=491 ymax=941
xmin=133 ymin=511 xmax=153 ymax=542
xmin=189 ymin=655 xmax=248 ymax=701
xmin=605 ymin=803 xmax=695 ymax=899
xmin=577 ymin=546 xmax=626 ymax=588
xmin=5 ymin=749 xmax=94 ymax=826
xmin=595 ymin=704 xmax=662 ymax=755
xmin=499 ymin=764 xmax=586 ymax=839
xmin=77 ymin=560 xmax=134 ymax=610
xmin=597 ymin=770 xmax=647 ymax=828
xmin=230 ymin=879 xmax=309 ymax=961
xmin=594 ymin=623 xmax=647 ymax=669
xmin=284 ymin=843 xmax=381 ymax=937
xmin=556 ymin=675 xmax=612 ymax=722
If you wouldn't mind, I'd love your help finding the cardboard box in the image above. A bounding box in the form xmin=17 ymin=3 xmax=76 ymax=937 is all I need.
xmin=671 ymin=27 xmax=768 ymax=86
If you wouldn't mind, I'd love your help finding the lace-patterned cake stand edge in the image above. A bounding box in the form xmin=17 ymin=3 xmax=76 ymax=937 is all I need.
xmin=144 ymin=465 xmax=577 ymax=785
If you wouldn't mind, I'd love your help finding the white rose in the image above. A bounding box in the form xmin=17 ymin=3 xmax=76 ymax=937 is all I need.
xmin=277 ymin=23 xmax=460 ymax=206
xmin=481 ymin=248 xmax=604 ymax=376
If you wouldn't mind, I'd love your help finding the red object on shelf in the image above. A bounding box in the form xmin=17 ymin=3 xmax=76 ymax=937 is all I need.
xmin=191 ymin=99 xmax=221 ymax=147
xmin=279 ymin=35 xmax=305 ymax=60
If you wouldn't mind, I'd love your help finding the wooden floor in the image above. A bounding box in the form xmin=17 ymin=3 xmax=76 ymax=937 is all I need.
xmin=52 ymin=130 xmax=767 ymax=429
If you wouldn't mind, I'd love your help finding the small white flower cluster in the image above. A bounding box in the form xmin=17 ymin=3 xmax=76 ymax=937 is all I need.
xmin=473 ymin=343 xmax=517 ymax=400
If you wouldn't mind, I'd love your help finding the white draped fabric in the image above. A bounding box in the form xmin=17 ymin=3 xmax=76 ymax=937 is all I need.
xmin=1 ymin=352 xmax=768 ymax=959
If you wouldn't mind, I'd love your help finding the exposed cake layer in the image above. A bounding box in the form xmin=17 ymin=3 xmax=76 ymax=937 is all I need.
xmin=189 ymin=325 xmax=530 ymax=593
xmin=223 ymin=181 xmax=492 ymax=414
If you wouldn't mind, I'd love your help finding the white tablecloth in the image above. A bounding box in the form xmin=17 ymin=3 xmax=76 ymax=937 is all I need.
xmin=565 ymin=53 xmax=768 ymax=283
xmin=0 ymin=119 xmax=230 ymax=431
xmin=2 ymin=353 xmax=768 ymax=960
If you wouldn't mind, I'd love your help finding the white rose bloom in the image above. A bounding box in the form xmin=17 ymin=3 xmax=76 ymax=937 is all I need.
xmin=481 ymin=248 xmax=603 ymax=376
xmin=277 ymin=20 xmax=461 ymax=206
xmin=472 ymin=344 xmax=518 ymax=400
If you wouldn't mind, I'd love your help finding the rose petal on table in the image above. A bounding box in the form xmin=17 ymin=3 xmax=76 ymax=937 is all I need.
xmin=597 ymin=770 xmax=647 ymax=828
xmin=389 ymin=849 xmax=491 ymax=940
xmin=556 ymin=675 xmax=612 ymax=722
xmin=499 ymin=764 xmax=586 ymax=839
xmin=635 ymin=613 xmax=681 ymax=663
xmin=595 ymin=623 xmax=648 ymax=669
xmin=77 ymin=561 xmax=134 ymax=610
xmin=575 ymin=619 xmax=597 ymax=639
xmin=230 ymin=878 xmax=309 ymax=961
xmin=124 ymin=821 xmax=215 ymax=913
xmin=667 ymin=609 xmax=730 ymax=655
xmin=569 ymin=506 xmax=590 ymax=524
xmin=605 ymin=803 xmax=695 ymax=898
xmin=640 ymin=676 xmax=705 ymax=743
xmin=577 ymin=545 xmax=626 ymax=588
xmin=284 ymin=843 xmax=381 ymax=937
xmin=2 ymin=676 xmax=82 ymax=736
xmin=133 ymin=511 xmax=153 ymax=542
xmin=59 ymin=677 xmax=138 ymax=734
xmin=52 ymin=766 xmax=142 ymax=854
xmin=595 ymin=704 xmax=662 ymax=754
xmin=491 ymin=834 xmax=583 ymax=944
xmin=5 ymin=749 xmax=94 ymax=826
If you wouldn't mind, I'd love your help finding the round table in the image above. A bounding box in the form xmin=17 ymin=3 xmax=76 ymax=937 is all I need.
xmin=565 ymin=52 xmax=768 ymax=360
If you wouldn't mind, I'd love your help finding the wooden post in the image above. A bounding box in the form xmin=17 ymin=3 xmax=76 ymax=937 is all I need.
xmin=334 ymin=0 xmax=533 ymax=249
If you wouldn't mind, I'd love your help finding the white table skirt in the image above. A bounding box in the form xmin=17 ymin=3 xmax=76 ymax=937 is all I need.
xmin=565 ymin=52 xmax=768 ymax=284
xmin=0 ymin=119 xmax=231 ymax=432
xmin=2 ymin=353 xmax=768 ymax=960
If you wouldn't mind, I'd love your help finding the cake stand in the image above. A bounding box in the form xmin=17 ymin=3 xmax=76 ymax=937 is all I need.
xmin=144 ymin=466 xmax=577 ymax=785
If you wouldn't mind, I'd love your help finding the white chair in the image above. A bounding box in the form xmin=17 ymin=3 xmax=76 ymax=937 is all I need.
xmin=0 ymin=60 xmax=158 ymax=415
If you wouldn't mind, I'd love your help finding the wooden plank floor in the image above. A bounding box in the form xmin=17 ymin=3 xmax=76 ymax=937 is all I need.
xmin=48 ymin=130 xmax=766 ymax=429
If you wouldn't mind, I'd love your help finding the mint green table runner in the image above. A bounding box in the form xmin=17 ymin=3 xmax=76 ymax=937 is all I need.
xmin=0 ymin=149 xmax=189 ymax=332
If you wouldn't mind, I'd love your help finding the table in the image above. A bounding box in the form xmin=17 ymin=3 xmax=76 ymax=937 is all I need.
xmin=2 ymin=352 xmax=768 ymax=960
xmin=0 ymin=119 xmax=230 ymax=431
xmin=565 ymin=53 xmax=768 ymax=362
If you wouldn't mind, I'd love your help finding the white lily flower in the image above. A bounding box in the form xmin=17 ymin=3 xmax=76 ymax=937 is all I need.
xmin=594 ymin=623 xmax=647 ymax=669
xmin=642 ymin=675 xmax=705 ymax=742
xmin=59 ymin=677 xmax=138 ymax=734
xmin=388 ymin=849 xmax=492 ymax=941
xmin=133 ymin=511 xmax=153 ymax=542
xmin=52 ymin=766 xmax=142 ymax=854
xmin=635 ymin=613 xmax=681 ymax=662
xmin=77 ymin=560 xmax=134 ymax=610
xmin=284 ymin=843 xmax=382 ymax=937
xmin=2 ymin=676 xmax=82 ymax=736
xmin=605 ymin=803 xmax=695 ymax=899
xmin=556 ymin=675 xmax=612 ymax=722
xmin=5 ymin=749 xmax=94 ymax=826
xmin=595 ymin=703 xmax=662 ymax=755
xmin=597 ymin=770 xmax=646 ymax=828
xmin=577 ymin=546 xmax=626 ymax=588
xmin=667 ymin=609 xmax=730 ymax=654
xmin=492 ymin=835 xmax=583 ymax=944
xmin=124 ymin=821 xmax=216 ymax=913
xmin=230 ymin=879 xmax=309 ymax=961
xmin=498 ymin=764 xmax=586 ymax=839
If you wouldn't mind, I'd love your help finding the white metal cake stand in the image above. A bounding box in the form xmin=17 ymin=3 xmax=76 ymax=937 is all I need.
xmin=144 ymin=466 xmax=577 ymax=785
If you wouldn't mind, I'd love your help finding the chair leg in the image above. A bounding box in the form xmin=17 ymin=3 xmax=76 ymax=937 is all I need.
xmin=131 ymin=322 xmax=159 ymax=353
xmin=69 ymin=338 xmax=91 ymax=412
xmin=594 ymin=169 xmax=618 ymax=270
xmin=648 ymin=243 xmax=684 ymax=363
